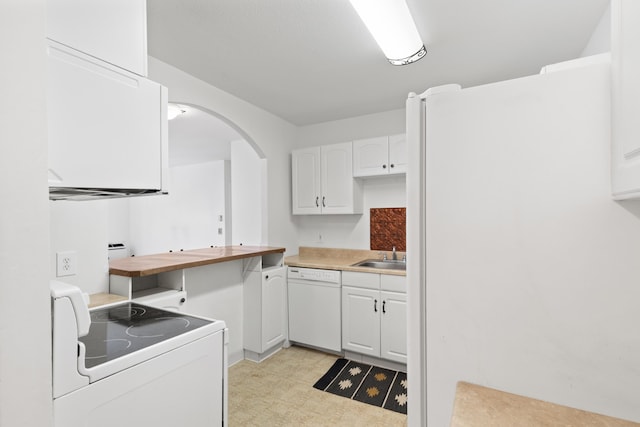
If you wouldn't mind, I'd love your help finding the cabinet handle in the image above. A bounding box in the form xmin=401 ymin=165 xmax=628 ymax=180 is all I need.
xmin=315 ymin=196 xmax=319 ymax=207
xmin=390 ymin=164 xmax=395 ymax=168
xmin=374 ymin=299 xmax=378 ymax=312
xmin=265 ymin=275 xmax=269 ymax=280
xmin=382 ymin=164 xmax=387 ymax=169
xmin=322 ymin=196 xmax=326 ymax=207
xmin=382 ymin=300 xmax=386 ymax=313
xmin=180 ymin=297 xmax=186 ymax=304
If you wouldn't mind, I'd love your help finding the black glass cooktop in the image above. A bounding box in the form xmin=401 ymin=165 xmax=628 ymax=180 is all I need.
xmin=79 ymin=303 xmax=212 ymax=368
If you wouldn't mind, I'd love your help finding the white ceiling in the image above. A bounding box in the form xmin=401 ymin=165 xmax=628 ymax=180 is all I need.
xmin=147 ymin=0 xmax=609 ymax=127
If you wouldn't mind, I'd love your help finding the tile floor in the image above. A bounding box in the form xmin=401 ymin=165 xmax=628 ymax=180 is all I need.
xmin=228 ymin=345 xmax=408 ymax=426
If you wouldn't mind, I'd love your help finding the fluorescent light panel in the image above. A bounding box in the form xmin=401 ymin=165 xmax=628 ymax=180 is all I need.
xmin=349 ymin=0 xmax=426 ymax=65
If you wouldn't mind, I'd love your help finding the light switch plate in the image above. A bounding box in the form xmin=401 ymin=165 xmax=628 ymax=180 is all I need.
xmin=56 ymin=251 xmax=77 ymax=277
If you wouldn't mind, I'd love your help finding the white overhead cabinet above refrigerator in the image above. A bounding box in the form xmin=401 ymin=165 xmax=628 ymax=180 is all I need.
xmin=46 ymin=0 xmax=168 ymax=200
xmin=611 ymin=0 xmax=640 ymax=200
xmin=352 ymin=134 xmax=407 ymax=177
xmin=46 ymin=0 xmax=148 ymax=76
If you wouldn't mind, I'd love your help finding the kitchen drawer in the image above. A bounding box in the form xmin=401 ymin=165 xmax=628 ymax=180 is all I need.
xmin=381 ymin=274 xmax=405 ymax=293
xmin=341 ymin=271 xmax=380 ymax=290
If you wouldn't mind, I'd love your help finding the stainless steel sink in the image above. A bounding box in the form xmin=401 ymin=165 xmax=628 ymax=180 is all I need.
xmin=352 ymin=259 xmax=406 ymax=271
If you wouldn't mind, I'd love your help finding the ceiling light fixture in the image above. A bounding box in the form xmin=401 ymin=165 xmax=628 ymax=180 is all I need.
xmin=349 ymin=0 xmax=426 ymax=66
xmin=167 ymin=103 xmax=187 ymax=120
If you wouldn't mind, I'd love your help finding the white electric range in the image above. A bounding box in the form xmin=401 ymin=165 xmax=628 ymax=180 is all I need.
xmin=51 ymin=281 xmax=228 ymax=427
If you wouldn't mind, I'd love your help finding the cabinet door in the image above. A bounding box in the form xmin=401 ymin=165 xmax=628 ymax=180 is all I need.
xmin=380 ymin=291 xmax=407 ymax=363
xmin=47 ymin=0 xmax=148 ymax=76
xmin=388 ymin=134 xmax=407 ymax=175
xmin=47 ymin=41 xmax=165 ymax=191
xmin=321 ymin=142 xmax=360 ymax=214
xmin=612 ymin=0 xmax=640 ymax=199
xmin=342 ymin=286 xmax=380 ymax=356
xmin=262 ymin=268 xmax=286 ymax=350
xmin=292 ymin=147 xmax=321 ymax=214
xmin=353 ymin=137 xmax=389 ymax=177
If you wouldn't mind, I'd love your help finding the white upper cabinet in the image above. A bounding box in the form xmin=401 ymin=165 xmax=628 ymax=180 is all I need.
xmin=321 ymin=142 xmax=361 ymax=213
xmin=292 ymin=147 xmax=322 ymax=214
xmin=292 ymin=142 xmax=362 ymax=214
xmin=47 ymin=0 xmax=148 ymax=76
xmin=47 ymin=41 xmax=167 ymax=194
xmin=353 ymin=134 xmax=407 ymax=177
xmin=388 ymin=134 xmax=408 ymax=174
xmin=612 ymin=0 xmax=640 ymax=199
xmin=353 ymin=136 xmax=388 ymax=176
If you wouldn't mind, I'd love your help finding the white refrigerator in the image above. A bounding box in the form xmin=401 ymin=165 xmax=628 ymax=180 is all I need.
xmin=406 ymin=54 xmax=640 ymax=426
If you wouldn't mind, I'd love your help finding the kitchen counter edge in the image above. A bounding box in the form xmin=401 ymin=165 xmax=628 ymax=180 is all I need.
xmin=284 ymin=247 xmax=406 ymax=276
xmin=109 ymin=246 xmax=286 ymax=277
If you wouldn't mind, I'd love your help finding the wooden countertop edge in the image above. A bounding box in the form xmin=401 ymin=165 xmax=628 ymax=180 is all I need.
xmin=284 ymin=257 xmax=407 ymax=276
xmin=450 ymin=381 xmax=639 ymax=426
xmin=109 ymin=246 xmax=285 ymax=277
xmin=284 ymin=247 xmax=406 ymax=275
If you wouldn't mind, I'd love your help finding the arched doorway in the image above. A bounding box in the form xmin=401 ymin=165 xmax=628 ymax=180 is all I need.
xmin=109 ymin=103 xmax=267 ymax=256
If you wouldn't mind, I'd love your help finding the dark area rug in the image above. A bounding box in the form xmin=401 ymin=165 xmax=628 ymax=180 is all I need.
xmin=313 ymin=358 xmax=407 ymax=415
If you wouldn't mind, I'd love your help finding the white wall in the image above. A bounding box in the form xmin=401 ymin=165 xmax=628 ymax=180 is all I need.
xmin=50 ymin=201 xmax=110 ymax=295
xmin=0 ymin=1 xmax=52 ymax=426
xmin=51 ymin=57 xmax=299 ymax=297
xmin=295 ymin=175 xmax=406 ymax=249
xmin=295 ymin=108 xmax=405 ymax=149
xmin=231 ymin=140 xmax=267 ymax=246
xmin=581 ymin=3 xmax=611 ymax=57
xmin=128 ymin=161 xmax=227 ymax=255
xmin=294 ymin=109 xmax=406 ymax=250
xmin=183 ymin=261 xmax=245 ymax=365
xmin=148 ymin=57 xmax=298 ymax=255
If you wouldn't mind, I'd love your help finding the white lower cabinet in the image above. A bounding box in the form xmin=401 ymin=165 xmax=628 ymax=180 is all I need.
xmin=341 ymin=272 xmax=407 ymax=363
xmin=260 ymin=268 xmax=287 ymax=350
xmin=243 ymin=255 xmax=287 ymax=360
xmin=342 ymin=286 xmax=381 ymax=356
xmin=379 ymin=290 xmax=407 ymax=362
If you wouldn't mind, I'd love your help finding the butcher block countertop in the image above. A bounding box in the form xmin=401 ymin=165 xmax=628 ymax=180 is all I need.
xmin=450 ymin=382 xmax=639 ymax=427
xmin=284 ymin=246 xmax=406 ymax=276
xmin=109 ymin=245 xmax=285 ymax=277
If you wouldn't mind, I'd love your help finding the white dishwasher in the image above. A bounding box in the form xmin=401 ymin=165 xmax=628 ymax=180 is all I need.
xmin=287 ymin=267 xmax=341 ymax=352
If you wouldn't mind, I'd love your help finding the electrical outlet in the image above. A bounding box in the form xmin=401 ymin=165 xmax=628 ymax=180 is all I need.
xmin=56 ymin=251 xmax=77 ymax=277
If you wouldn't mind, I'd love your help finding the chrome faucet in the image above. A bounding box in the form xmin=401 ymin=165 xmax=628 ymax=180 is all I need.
xmin=392 ymin=246 xmax=397 ymax=261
